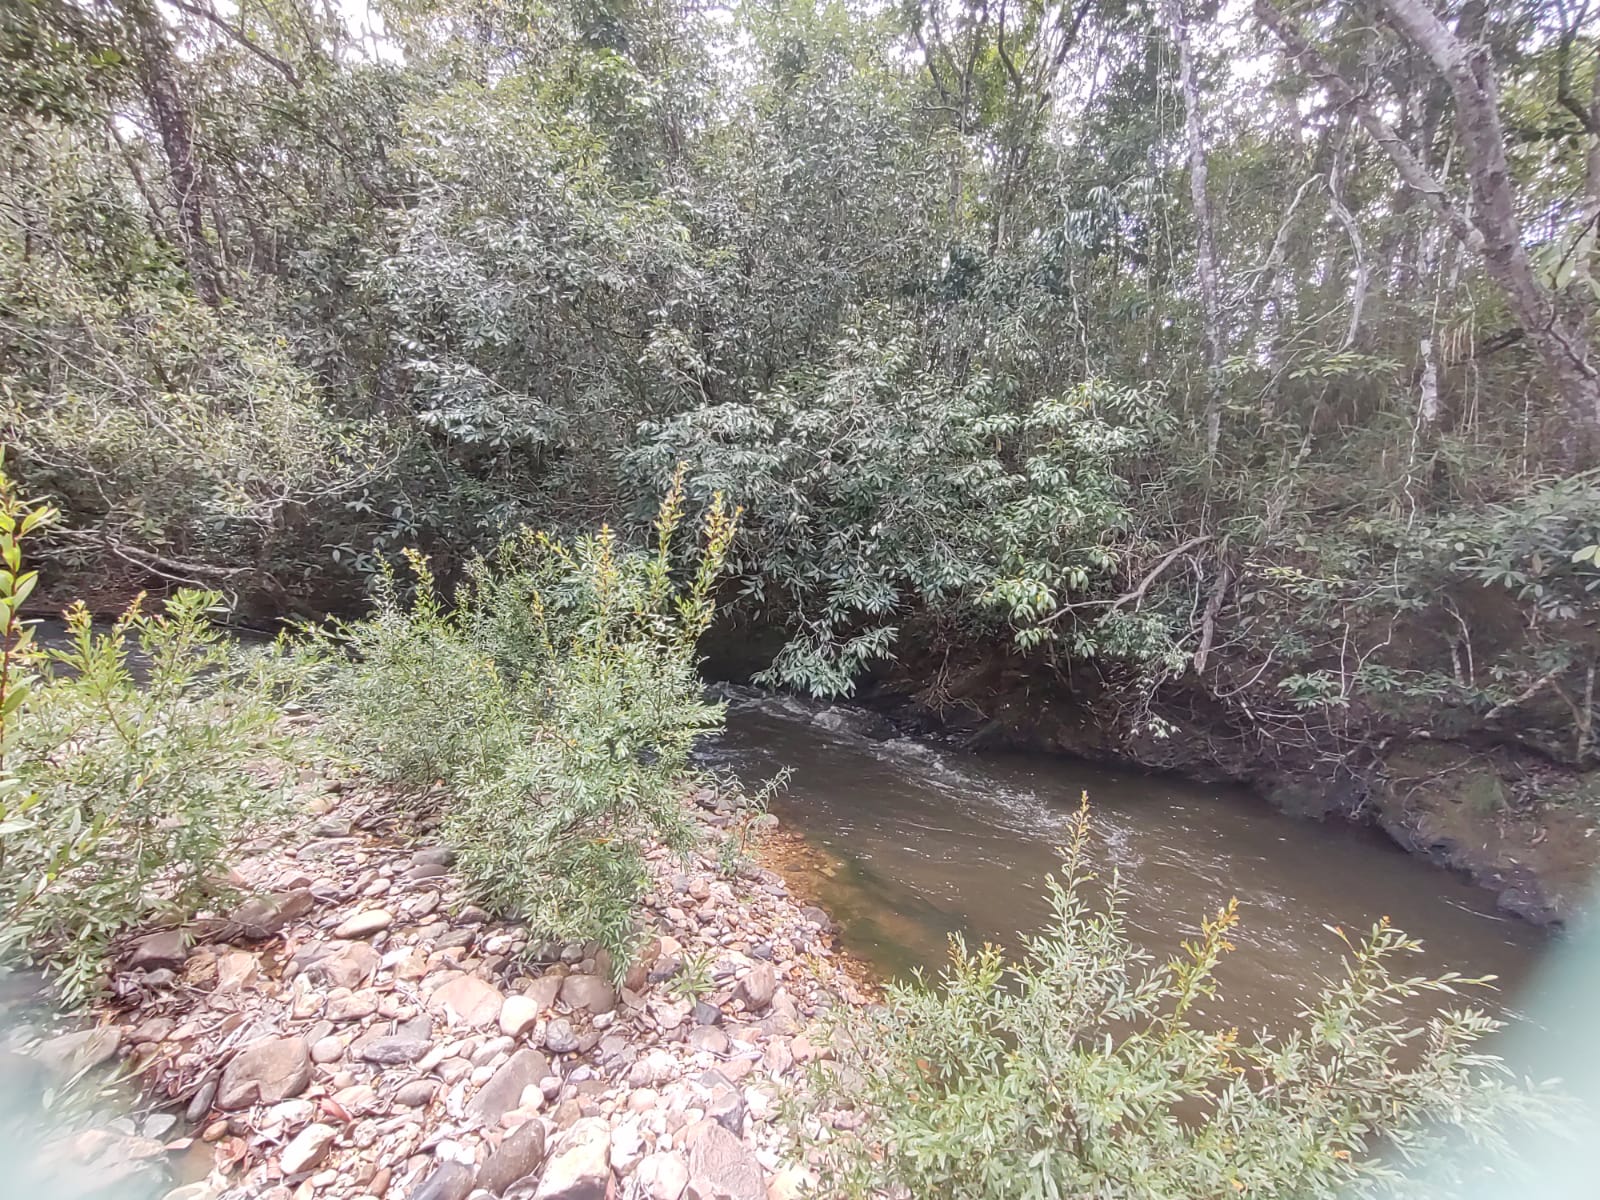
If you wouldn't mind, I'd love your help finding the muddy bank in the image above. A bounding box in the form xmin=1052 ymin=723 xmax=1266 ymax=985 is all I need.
xmin=1 ymin=770 xmax=863 ymax=1200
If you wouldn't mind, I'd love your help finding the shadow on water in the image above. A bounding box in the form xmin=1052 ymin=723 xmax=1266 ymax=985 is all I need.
xmin=701 ymin=690 xmax=1551 ymax=1042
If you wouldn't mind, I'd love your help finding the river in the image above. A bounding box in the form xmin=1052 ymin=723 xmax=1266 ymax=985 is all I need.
xmin=701 ymin=690 xmax=1547 ymax=1035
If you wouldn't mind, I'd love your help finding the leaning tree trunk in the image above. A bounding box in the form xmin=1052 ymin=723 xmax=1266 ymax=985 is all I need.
xmin=1257 ymin=0 xmax=1600 ymax=467
xmin=126 ymin=0 xmax=221 ymax=307
xmin=1165 ymin=0 xmax=1225 ymax=460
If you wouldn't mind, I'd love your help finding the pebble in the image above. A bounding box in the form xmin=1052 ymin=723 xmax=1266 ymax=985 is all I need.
xmin=544 ymin=1018 xmax=579 ymax=1055
xmin=79 ymin=781 xmax=861 ymax=1200
xmin=395 ymin=1078 xmax=439 ymax=1107
xmin=311 ymin=1035 xmax=345 ymax=1064
xmin=333 ymin=908 xmax=393 ymax=939
xmin=280 ymin=1122 xmax=337 ymax=1174
xmin=217 ymin=1036 xmax=311 ymax=1110
xmin=357 ymin=1036 xmax=432 ymax=1066
xmin=499 ymin=994 xmax=540 ymax=1038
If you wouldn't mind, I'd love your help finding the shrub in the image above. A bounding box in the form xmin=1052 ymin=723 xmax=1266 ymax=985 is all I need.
xmin=799 ymin=798 xmax=1553 ymax=1200
xmin=0 ymin=460 xmax=295 ymax=1003
xmin=297 ymin=476 xmax=738 ymax=963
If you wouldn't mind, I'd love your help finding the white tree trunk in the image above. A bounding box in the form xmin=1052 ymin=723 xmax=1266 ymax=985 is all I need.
xmin=1165 ymin=0 xmax=1225 ymax=460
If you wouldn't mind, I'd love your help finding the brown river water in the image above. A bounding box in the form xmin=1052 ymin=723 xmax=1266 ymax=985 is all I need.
xmin=701 ymin=690 xmax=1550 ymax=1039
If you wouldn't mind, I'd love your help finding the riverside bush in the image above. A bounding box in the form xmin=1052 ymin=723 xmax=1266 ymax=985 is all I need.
xmin=297 ymin=478 xmax=738 ymax=962
xmin=801 ymin=799 xmax=1554 ymax=1200
xmin=0 ymin=462 xmax=295 ymax=1003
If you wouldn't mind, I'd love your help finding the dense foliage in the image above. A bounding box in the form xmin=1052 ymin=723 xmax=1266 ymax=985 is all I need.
xmin=290 ymin=480 xmax=738 ymax=962
xmin=8 ymin=0 xmax=1600 ymax=767
xmin=800 ymin=800 xmax=1554 ymax=1199
xmin=0 ymin=463 xmax=295 ymax=1003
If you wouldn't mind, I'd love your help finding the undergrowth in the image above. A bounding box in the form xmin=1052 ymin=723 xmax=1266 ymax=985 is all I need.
xmin=1 ymin=456 xmax=295 ymax=1003
xmin=798 ymin=797 xmax=1558 ymax=1200
xmin=290 ymin=472 xmax=740 ymax=965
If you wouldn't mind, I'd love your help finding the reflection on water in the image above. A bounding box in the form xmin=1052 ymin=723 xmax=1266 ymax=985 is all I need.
xmin=701 ymin=692 xmax=1548 ymax=1036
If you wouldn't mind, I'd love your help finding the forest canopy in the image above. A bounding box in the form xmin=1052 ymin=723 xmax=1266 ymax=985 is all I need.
xmin=7 ymin=0 xmax=1600 ymax=772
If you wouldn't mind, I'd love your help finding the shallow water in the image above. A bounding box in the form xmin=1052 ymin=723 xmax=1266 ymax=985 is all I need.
xmin=702 ymin=692 xmax=1548 ymax=1035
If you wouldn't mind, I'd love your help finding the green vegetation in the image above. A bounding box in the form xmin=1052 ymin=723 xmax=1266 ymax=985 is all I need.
xmin=801 ymin=801 xmax=1553 ymax=1199
xmin=289 ymin=479 xmax=738 ymax=962
xmin=0 ymin=463 xmax=294 ymax=1003
xmin=6 ymin=0 xmax=1600 ymax=770
xmin=0 ymin=0 xmax=1585 ymax=1179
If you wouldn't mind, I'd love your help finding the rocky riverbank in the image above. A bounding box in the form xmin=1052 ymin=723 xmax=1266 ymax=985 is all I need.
xmin=3 ymin=768 xmax=872 ymax=1200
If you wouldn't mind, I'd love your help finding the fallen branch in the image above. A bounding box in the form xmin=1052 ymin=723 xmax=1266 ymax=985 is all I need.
xmin=1483 ymin=666 xmax=1562 ymax=721
xmin=1044 ymin=535 xmax=1212 ymax=623
xmin=1192 ymin=553 xmax=1233 ymax=675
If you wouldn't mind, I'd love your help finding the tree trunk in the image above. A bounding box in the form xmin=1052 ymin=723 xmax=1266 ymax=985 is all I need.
xmin=1257 ymin=0 xmax=1600 ymax=467
xmin=1374 ymin=0 xmax=1600 ymax=466
xmin=126 ymin=0 xmax=221 ymax=306
xmin=1165 ymin=0 xmax=1225 ymax=459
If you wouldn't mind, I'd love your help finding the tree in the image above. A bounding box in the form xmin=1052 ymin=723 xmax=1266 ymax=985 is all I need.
xmin=1257 ymin=0 xmax=1600 ymax=466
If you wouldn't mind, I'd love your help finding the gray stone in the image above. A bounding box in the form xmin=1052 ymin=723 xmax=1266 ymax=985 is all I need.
xmin=279 ymin=1122 xmax=337 ymax=1175
xmin=333 ymin=909 xmax=393 ymax=939
xmin=467 ymin=1049 xmax=549 ymax=1125
xmin=691 ymin=1002 xmax=720 ymax=1027
xmin=478 ymin=1121 xmax=548 ymax=1195
xmin=404 ymin=862 xmax=449 ymax=883
xmin=412 ymin=847 xmax=456 ymax=867
xmin=704 ymin=1084 xmax=744 ymax=1136
xmin=357 ymin=1036 xmax=432 ymax=1066
xmin=35 ymin=1027 xmax=122 ymax=1076
xmin=684 ymin=1119 xmax=763 ymax=1200
xmin=736 ymin=964 xmax=775 ymax=1011
xmin=305 ymin=940 xmax=381 ymax=989
xmin=184 ymin=1077 xmax=218 ymax=1122
xmin=127 ymin=930 xmax=188 ymax=972
xmin=559 ymin=975 xmax=616 ymax=1015
xmin=229 ymin=890 xmax=316 ymax=940
xmin=543 ymin=1018 xmax=579 ymax=1055
xmin=532 ymin=1119 xmax=610 ymax=1200
xmin=410 ymin=1161 xmax=476 ymax=1200
xmin=217 ymin=1037 xmax=311 ymax=1110
xmin=394 ymin=1079 xmax=438 ymax=1107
